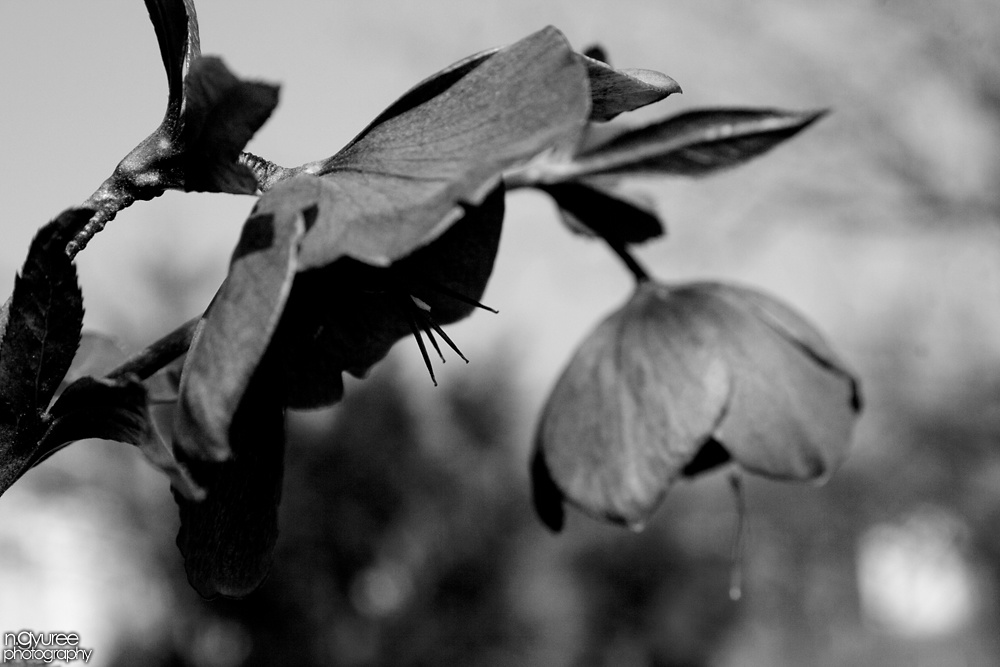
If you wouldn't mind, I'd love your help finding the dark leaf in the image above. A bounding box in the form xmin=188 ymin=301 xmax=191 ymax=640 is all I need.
xmin=0 ymin=209 xmax=88 ymax=418
xmin=275 ymin=185 xmax=504 ymax=409
xmin=567 ymin=108 xmax=826 ymax=178
xmin=540 ymin=179 xmax=663 ymax=244
xmin=0 ymin=209 xmax=89 ymax=495
xmin=581 ymin=54 xmax=681 ymax=122
xmin=298 ymin=26 xmax=588 ymax=269
xmin=533 ymin=281 xmax=859 ymax=529
xmin=143 ymin=0 xmax=200 ymax=124
xmin=177 ymin=57 xmax=280 ymax=194
xmin=176 ymin=180 xmax=308 ymax=461
xmin=175 ymin=359 xmax=285 ymax=599
xmin=35 ymin=375 xmax=204 ymax=499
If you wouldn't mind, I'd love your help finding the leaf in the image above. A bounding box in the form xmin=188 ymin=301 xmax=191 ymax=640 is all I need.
xmin=581 ymin=54 xmax=681 ymax=122
xmin=176 ymin=180 xmax=308 ymax=461
xmin=0 ymin=209 xmax=88 ymax=418
xmin=175 ymin=359 xmax=285 ymax=599
xmin=551 ymin=108 xmax=826 ymax=180
xmin=33 ymin=375 xmax=202 ymax=499
xmin=297 ymin=26 xmax=589 ymax=269
xmin=143 ymin=0 xmax=200 ymax=124
xmin=540 ymin=179 xmax=663 ymax=244
xmin=0 ymin=209 xmax=89 ymax=495
xmin=274 ymin=185 xmax=505 ymax=409
xmin=177 ymin=57 xmax=280 ymax=194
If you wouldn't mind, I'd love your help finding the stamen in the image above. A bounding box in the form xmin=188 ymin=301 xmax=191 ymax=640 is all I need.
xmin=401 ymin=302 xmax=437 ymax=386
xmin=729 ymin=472 xmax=746 ymax=602
xmin=425 ymin=318 xmax=469 ymax=364
xmin=419 ymin=282 xmax=498 ymax=314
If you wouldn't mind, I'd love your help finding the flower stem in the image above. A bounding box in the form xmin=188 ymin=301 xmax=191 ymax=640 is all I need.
xmin=108 ymin=316 xmax=201 ymax=381
xmin=606 ymin=240 xmax=651 ymax=284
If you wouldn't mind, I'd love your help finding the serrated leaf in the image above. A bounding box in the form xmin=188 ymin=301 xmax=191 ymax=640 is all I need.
xmin=175 ymin=359 xmax=284 ymax=599
xmin=540 ymin=179 xmax=663 ymax=244
xmin=176 ymin=182 xmax=308 ymax=461
xmin=564 ymin=108 xmax=826 ymax=179
xmin=581 ymin=55 xmax=681 ymax=122
xmin=143 ymin=0 xmax=200 ymax=125
xmin=177 ymin=57 xmax=280 ymax=194
xmin=533 ymin=280 xmax=859 ymax=530
xmin=297 ymin=26 xmax=589 ymax=269
xmin=274 ymin=185 xmax=504 ymax=409
xmin=0 ymin=209 xmax=88 ymax=419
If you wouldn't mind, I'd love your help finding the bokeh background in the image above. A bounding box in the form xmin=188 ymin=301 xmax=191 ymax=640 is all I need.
xmin=1 ymin=0 xmax=999 ymax=665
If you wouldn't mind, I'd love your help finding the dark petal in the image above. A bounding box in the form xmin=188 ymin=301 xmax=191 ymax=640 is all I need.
xmin=535 ymin=282 xmax=731 ymax=529
xmin=175 ymin=359 xmax=285 ymax=599
xmin=177 ymin=57 xmax=280 ymax=194
xmin=531 ymin=447 xmax=566 ymax=532
xmin=540 ymin=179 xmax=663 ymax=244
xmin=275 ymin=186 xmax=504 ymax=409
xmin=396 ymin=183 xmax=504 ymax=325
xmin=176 ymin=181 xmax=309 ymax=461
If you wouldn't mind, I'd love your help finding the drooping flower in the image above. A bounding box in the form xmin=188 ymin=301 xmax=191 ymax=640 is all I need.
xmin=532 ymin=280 xmax=861 ymax=531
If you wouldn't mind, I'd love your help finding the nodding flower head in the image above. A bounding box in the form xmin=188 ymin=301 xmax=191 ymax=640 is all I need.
xmin=532 ymin=280 xmax=861 ymax=531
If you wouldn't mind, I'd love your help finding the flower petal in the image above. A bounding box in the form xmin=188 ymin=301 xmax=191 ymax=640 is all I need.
xmin=298 ymin=26 xmax=589 ymax=269
xmin=274 ymin=185 xmax=504 ymax=409
xmin=683 ymin=283 xmax=860 ymax=480
xmin=580 ymin=54 xmax=681 ymax=122
xmin=176 ymin=179 xmax=309 ymax=461
xmin=174 ymin=358 xmax=284 ymax=599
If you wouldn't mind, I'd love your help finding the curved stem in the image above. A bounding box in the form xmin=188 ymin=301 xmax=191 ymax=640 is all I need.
xmin=606 ymin=240 xmax=651 ymax=284
xmin=109 ymin=316 xmax=200 ymax=381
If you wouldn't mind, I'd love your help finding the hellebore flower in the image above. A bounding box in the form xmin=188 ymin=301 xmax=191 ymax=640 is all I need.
xmin=532 ymin=280 xmax=862 ymax=531
xmin=167 ymin=25 xmax=611 ymax=598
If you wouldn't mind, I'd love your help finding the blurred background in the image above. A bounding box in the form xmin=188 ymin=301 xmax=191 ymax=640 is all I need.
xmin=1 ymin=0 xmax=999 ymax=664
